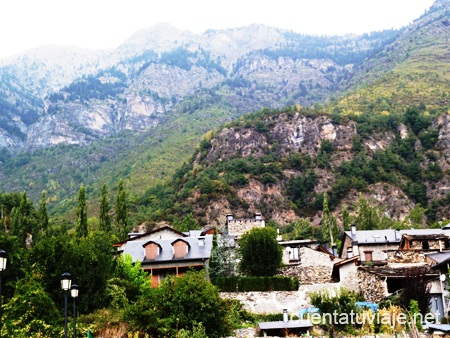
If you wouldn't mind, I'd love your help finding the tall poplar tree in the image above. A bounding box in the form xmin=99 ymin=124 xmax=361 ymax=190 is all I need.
xmin=76 ymin=185 xmax=88 ymax=238
xmin=36 ymin=191 xmax=49 ymax=240
xmin=321 ymin=192 xmax=332 ymax=245
xmin=99 ymin=184 xmax=111 ymax=232
xmin=115 ymin=179 xmax=128 ymax=240
xmin=10 ymin=191 xmax=36 ymax=247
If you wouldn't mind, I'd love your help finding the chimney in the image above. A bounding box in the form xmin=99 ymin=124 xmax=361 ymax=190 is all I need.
xmin=255 ymin=213 xmax=262 ymax=220
xmin=226 ymin=214 xmax=234 ymax=221
xmin=332 ymin=244 xmax=337 ymax=257
xmin=347 ymin=248 xmax=353 ymax=258
xmin=394 ymin=229 xmax=400 ymax=241
xmin=352 ymin=241 xmax=359 ymax=258
xmin=283 ymin=309 xmax=288 ymax=322
xmin=351 ymin=225 xmax=356 ymax=236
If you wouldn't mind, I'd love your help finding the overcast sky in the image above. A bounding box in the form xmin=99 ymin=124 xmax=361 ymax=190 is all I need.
xmin=0 ymin=0 xmax=435 ymax=58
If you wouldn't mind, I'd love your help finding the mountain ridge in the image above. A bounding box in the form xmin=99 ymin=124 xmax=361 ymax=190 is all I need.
xmin=0 ymin=1 xmax=449 ymax=226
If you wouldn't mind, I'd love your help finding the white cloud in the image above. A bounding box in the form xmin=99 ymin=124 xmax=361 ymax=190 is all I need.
xmin=0 ymin=0 xmax=435 ymax=58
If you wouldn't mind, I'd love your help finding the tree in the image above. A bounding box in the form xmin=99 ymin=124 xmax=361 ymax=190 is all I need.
xmin=173 ymin=213 xmax=200 ymax=232
xmin=106 ymin=253 xmax=150 ymax=308
xmin=310 ymin=288 xmax=361 ymax=337
xmin=321 ymin=192 xmax=332 ymax=244
xmin=2 ymin=273 xmax=60 ymax=337
xmin=400 ymin=266 xmax=430 ymax=315
xmin=99 ymin=184 xmax=112 ymax=232
xmin=238 ymin=227 xmax=282 ymax=276
xmin=115 ymin=179 xmax=128 ymax=240
xmin=30 ymin=232 xmax=116 ymax=313
xmin=125 ymin=270 xmax=236 ymax=338
xmin=76 ymin=184 xmax=88 ymax=238
xmin=208 ymin=228 xmax=235 ymax=278
xmin=36 ymin=190 xmax=49 ymax=241
xmin=9 ymin=191 xmax=36 ymax=247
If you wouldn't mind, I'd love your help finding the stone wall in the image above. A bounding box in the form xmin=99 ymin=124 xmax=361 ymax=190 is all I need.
xmin=280 ymin=247 xmax=338 ymax=284
xmin=221 ymin=283 xmax=341 ymax=315
xmin=357 ymin=269 xmax=388 ymax=303
xmin=410 ymin=240 xmax=441 ymax=250
xmin=387 ymin=250 xmax=428 ymax=263
xmin=227 ymin=218 xmax=265 ymax=237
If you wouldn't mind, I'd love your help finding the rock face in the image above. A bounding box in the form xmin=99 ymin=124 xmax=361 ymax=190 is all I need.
xmin=0 ymin=23 xmax=399 ymax=150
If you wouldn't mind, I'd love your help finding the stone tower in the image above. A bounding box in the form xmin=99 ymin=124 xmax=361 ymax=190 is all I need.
xmin=226 ymin=213 xmax=265 ymax=238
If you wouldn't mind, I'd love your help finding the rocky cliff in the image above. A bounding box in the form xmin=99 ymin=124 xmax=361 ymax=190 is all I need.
xmin=166 ymin=107 xmax=450 ymax=227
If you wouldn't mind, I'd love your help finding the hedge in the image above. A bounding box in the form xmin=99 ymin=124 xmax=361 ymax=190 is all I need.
xmin=212 ymin=276 xmax=299 ymax=292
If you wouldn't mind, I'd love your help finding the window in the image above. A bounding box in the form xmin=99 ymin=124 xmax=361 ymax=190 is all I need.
xmin=422 ymin=241 xmax=430 ymax=250
xmin=172 ymin=240 xmax=189 ymax=258
xmin=364 ymin=251 xmax=373 ymax=262
xmin=145 ymin=243 xmax=161 ymax=260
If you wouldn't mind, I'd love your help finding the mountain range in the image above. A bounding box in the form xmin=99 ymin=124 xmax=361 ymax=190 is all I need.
xmin=0 ymin=0 xmax=449 ymax=226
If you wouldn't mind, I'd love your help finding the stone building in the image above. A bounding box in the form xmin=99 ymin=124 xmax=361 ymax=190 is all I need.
xmin=281 ymin=244 xmax=339 ymax=284
xmin=340 ymin=226 xmax=450 ymax=264
xmin=226 ymin=213 xmax=265 ymax=238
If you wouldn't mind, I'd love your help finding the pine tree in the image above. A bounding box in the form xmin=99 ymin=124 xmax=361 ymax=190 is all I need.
xmin=76 ymin=185 xmax=88 ymax=238
xmin=99 ymin=184 xmax=111 ymax=232
xmin=115 ymin=179 xmax=128 ymax=240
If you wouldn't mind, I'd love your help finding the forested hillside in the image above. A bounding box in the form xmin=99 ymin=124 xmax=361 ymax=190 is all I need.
xmin=0 ymin=0 xmax=448 ymax=230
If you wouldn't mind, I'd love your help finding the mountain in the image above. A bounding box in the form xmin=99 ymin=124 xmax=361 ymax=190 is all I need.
xmin=0 ymin=23 xmax=398 ymax=150
xmin=0 ymin=0 xmax=448 ymax=225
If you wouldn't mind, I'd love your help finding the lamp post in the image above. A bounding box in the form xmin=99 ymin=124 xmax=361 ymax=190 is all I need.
xmin=70 ymin=285 xmax=79 ymax=338
xmin=0 ymin=249 xmax=7 ymax=338
xmin=60 ymin=272 xmax=72 ymax=338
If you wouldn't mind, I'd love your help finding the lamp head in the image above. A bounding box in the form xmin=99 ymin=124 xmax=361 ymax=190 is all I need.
xmin=0 ymin=249 xmax=7 ymax=271
xmin=60 ymin=272 xmax=72 ymax=291
xmin=70 ymin=284 xmax=79 ymax=298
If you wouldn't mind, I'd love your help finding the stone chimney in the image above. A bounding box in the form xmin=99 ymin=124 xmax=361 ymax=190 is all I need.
xmin=394 ymin=229 xmax=400 ymax=241
xmin=352 ymin=241 xmax=359 ymax=258
xmin=347 ymin=248 xmax=353 ymax=258
xmin=332 ymin=244 xmax=337 ymax=257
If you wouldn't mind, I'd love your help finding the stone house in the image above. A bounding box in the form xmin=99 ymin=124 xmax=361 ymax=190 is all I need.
xmin=340 ymin=226 xmax=450 ymax=264
xmin=114 ymin=226 xmax=213 ymax=287
xmin=428 ymin=251 xmax=450 ymax=319
xmin=226 ymin=213 xmax=265 ymax=238
xmin=331 ymin=255 xmax=359 ymax=288
xmin=336 ymin=226 xmax=450 ymax=322
xmin=280 ymin=241 xmax=340 ymax=284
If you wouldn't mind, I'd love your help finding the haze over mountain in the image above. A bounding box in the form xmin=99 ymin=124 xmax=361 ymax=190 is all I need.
xmin=0 ymin=0 xmax=449 ymax=226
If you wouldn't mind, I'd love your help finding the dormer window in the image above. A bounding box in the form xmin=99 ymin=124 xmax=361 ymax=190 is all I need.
xmin=143 ymin=241 xmax=161 ymax=260
xmin=172 ymin=239 xmax=190 ymax=258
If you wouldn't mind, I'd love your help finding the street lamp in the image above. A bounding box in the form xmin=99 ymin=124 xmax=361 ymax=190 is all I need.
xmin=0 ymin=249 xmax=7 ymax=338
xmin=70 ymin=284 xmax=79 ymax=338
xmin=61 ymin=272 xmax=72 ymax=338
